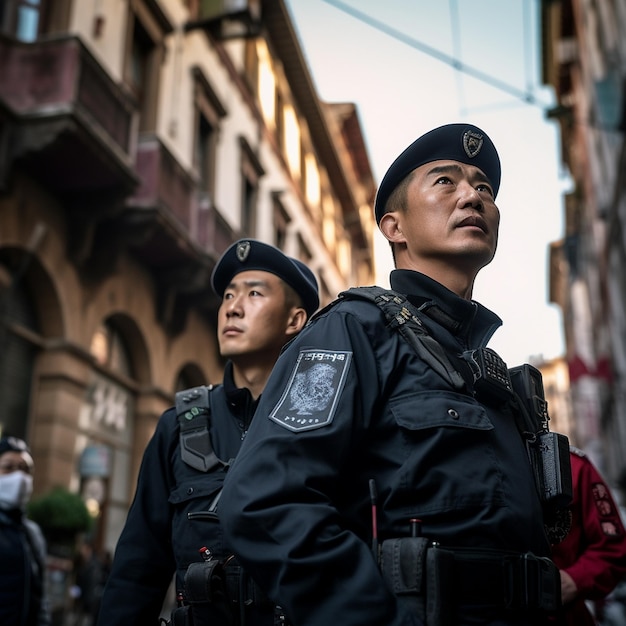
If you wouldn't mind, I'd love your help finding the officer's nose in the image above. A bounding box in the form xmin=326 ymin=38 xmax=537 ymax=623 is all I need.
xmin=225 ymin=296 xmax=243 ymax=317
xmin=458 ymin=181 xmax=483 ymax=212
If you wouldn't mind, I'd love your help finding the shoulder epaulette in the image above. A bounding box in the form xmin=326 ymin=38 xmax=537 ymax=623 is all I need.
xmin=175 ymin=385 xmax=226 ymax=472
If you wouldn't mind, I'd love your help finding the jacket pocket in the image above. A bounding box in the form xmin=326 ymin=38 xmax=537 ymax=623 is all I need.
xmin=389 ymin=389 xmax=493 ymax=432
xmin=387 ymin=390 xmax=505 ymax=513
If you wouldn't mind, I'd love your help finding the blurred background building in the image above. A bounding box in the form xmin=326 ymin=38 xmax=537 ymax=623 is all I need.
xmin=541 ymin=0 xmax=626 ymax=484
xmin=0 ymin=0 xmax=376 ymax=567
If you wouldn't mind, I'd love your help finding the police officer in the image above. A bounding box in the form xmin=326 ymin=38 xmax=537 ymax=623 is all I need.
xmin=97 ymin=240 xmax=319 ymax=626
xmin=219 ymin=124 xmax=563 ymax=625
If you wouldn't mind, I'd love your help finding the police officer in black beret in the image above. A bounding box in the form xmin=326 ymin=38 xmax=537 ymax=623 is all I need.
xmin=98 ymin=240 xmax=319 ymax=626
xmin=219 ymin=124 xmax=564 ymax=625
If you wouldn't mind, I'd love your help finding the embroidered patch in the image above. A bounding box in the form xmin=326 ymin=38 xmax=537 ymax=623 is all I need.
xmin=269 ymin=350 xmax=352 ymax=432
xmin=592 ymin=482 xmax=611 ymax=503
xmin=601 ymin=521 xmax=621 ymax=537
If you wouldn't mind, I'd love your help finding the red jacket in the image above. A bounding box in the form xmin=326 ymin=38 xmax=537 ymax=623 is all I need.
xmin=551 ymin=448 xmax=626 ymax=625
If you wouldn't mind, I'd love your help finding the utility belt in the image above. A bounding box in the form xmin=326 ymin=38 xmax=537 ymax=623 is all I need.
xmin=380 ymin=538 xmax=560 ymax=626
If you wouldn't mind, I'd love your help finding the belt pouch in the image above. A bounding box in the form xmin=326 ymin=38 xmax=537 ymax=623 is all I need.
xmin=425 ymin=545 xmax=454 ymax=626
xmin=380 ymin=537 xmax=429 ymax=619
xmin=184 ymin=560 xmax=234 ymax=626
xmin=185 ymin=560 xmax=222 ymax=603
xmin=519 ymin=553 xmax=561 ymax=612
xmin=169 ymin=605 xmax=190 ymax=626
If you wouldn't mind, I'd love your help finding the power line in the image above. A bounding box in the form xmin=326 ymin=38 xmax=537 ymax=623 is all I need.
xmin=320 ymin=0 xmax=553 ymax=110
xmin=448 ymin=0 xmax=467 ymax=116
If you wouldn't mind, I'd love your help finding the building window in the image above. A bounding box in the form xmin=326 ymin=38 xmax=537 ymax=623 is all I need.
xmin=256 ymin=41 xmax=275 ymax=128
xmin=275 ymin=88 xmax=285 ymax=158
xmin=322 ymin=192 xmax=337 ymax=255
xmin=197 ymin=115 xmax=214 ymax=195
xmin=0 ymin=265 xmax=38 ymax=439
xmin=0 ymin=0 xmax=47 ymax=41
xmin=244 ymin=38 xmax=259 ymax=96
xmin=296 ymin=233 xmax=312 ymax=267
xmin=239 ymin=136 xmax=264 ymax=237
xmin=304 ymin=153 xmax=321 ymax=209
xmin=283 ymin=104 xmax=301 ymax=179
xmin=123 ymin=0 xmax=173 ymax=132
xmin=192 ymin=67 xmax=226 ymax=202
xmin=272 ymin=192 xmax=290 ymax=251
xmin=174 ymin=363 xmax=206 ymax=393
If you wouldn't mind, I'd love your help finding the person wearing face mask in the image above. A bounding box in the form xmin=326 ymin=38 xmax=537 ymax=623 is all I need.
xmin=0 ymin=435 xmax=51 ymax=626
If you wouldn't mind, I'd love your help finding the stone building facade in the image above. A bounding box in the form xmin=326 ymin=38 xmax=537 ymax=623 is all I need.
xmin=0 ymin=0 xmax=376 ymax=555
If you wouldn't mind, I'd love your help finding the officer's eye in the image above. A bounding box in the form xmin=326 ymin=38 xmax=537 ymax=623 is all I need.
xmin=435 ymin=176 xmax=452 ymax=185
xmin=476 ymin=183 xmax=494 ymax=197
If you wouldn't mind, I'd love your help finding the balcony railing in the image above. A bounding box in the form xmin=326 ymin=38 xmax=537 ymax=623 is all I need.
xmin=0 ymin=34 xmax=137 ymax=200
xmin=126 ymin=135 xmax=235 ymax=268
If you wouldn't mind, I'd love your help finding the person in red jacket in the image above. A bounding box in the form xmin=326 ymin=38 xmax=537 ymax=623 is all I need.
xmin=551 ymin=447 xmax=626 ymax=625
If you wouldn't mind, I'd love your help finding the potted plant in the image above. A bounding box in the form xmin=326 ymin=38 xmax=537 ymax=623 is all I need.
xmin=28 ymin=486 xmax=93 ymax=557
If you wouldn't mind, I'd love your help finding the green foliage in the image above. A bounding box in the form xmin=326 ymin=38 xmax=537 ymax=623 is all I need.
xmin=27 ymin=486 xmax=92 ymax=544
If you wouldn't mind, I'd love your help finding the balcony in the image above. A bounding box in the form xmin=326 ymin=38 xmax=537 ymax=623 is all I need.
xmin=125 ymin=134 xmax=235 ymax=264
xmin=0 ymin=34 xmax=137 ymax=204
xmin=122 ymin=135 xmax=236 ymax=331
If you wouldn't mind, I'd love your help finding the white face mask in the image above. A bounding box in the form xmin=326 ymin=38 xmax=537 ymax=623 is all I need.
xmin=0 ymin=471 xmax=33 ymax=511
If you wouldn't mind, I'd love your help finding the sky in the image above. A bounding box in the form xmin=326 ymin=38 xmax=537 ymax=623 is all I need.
xmin=284 ymin=0 xmax=572 ymax=367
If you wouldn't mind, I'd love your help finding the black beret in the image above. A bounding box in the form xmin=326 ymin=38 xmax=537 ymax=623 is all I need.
xmin=374 ymin=123 xmax=501 ymax=224
xmin=0 ymin=436 xmax=31 ymax=456
xmin=211 ymin=239 xmax=320 ymax=317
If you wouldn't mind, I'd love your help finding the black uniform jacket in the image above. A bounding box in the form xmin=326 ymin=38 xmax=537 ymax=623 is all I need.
xmin=97 ymin=363 xmax=257 ymax=625
xmin=219 ymin=270 xmax=551 ymax=626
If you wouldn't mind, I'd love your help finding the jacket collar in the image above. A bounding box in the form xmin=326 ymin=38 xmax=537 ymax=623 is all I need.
xmin=389 ymin=269 xmax=502 ymax=348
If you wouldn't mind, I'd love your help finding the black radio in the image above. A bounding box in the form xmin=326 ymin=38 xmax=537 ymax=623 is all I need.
xmin=462 ymin=347 xmax=513 ymax=404
xmin=509 ymin=364 xmax=573 ymax=511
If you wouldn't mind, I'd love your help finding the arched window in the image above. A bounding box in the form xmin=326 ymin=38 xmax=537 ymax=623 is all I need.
xmin=0 ymin=262 xmax=38 ymax=439
xmin=79 ymin=319 xmax=135 ymax=550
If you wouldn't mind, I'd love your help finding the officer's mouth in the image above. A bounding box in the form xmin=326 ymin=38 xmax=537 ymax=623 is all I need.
xmin=456 ymin=215 xmax=488 ymax=233
xmin=222 ymin=325 xmax=244 ymax=336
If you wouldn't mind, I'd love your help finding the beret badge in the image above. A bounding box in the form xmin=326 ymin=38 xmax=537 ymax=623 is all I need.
xmin=236 ymin=240 xmax=251 ymax=262
xmin=463 ymin=129 xmax=484 ymax=158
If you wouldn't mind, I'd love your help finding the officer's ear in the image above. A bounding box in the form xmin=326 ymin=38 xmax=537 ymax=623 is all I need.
xmin=379 ymin=211 xmax=406 ymax=245
xmin=285 ymin=307 xmax=307 ymax=336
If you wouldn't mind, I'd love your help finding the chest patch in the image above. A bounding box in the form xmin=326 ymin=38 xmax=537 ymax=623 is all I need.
xmin=269 ymin=350 xmax=352 ymax=432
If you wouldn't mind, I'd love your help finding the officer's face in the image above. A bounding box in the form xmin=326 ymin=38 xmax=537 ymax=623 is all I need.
xmin=217 ymin=270 xmax=302 ymax=361
xmin=384 ymin=160 xmax=500 ymax=277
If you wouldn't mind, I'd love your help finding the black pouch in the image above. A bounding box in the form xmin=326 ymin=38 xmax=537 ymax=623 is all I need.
xmin=380 ymin=537 xmax=429 ymax=620
xmin=184 ymin=560 xmax=235 ymax=626
xmin=425 ymin=545 xmax=454 ymax=626
xmin=505 ymin=552 xmax=561 ymax=613
xmin=167 ymin=605 xmax=190 ymax=626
